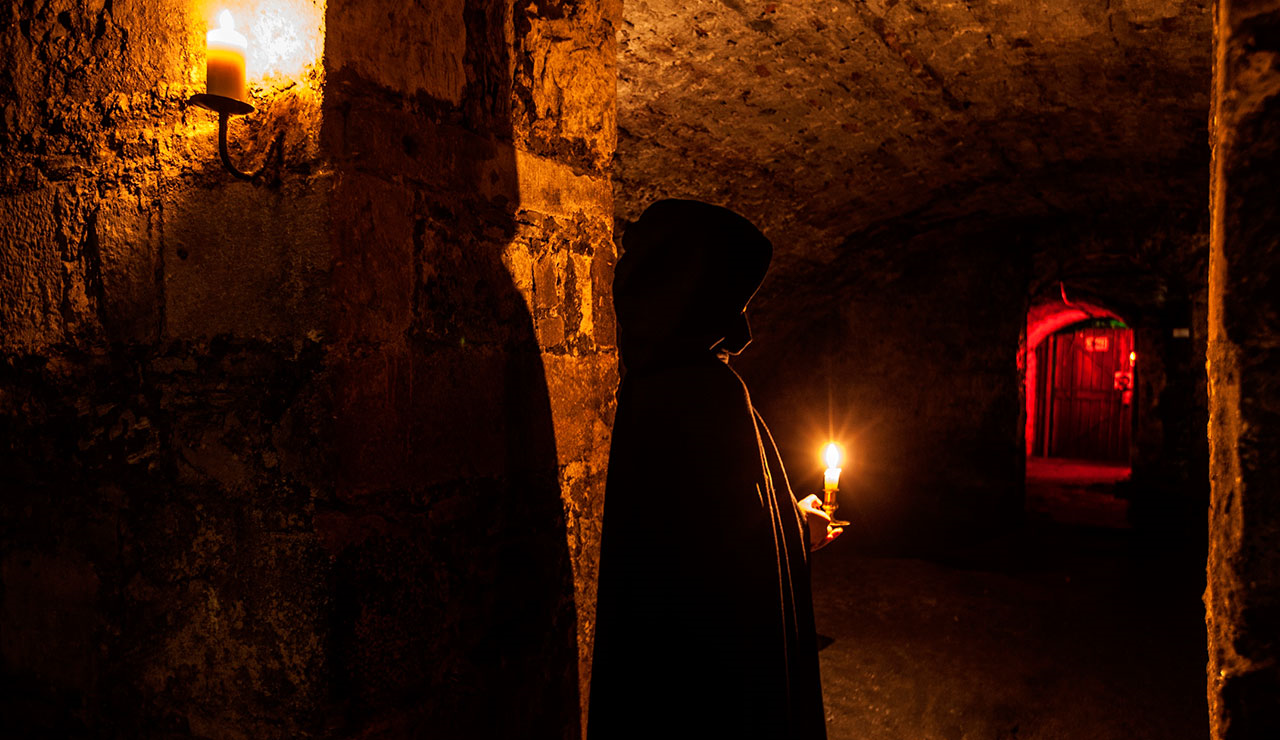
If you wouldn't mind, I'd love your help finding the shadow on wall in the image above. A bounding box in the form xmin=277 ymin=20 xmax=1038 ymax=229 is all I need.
xmin=321 ymin=0 xmax=577 ymax=737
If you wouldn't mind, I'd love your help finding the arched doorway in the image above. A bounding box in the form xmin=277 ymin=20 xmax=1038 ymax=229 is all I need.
xmin=1031 ymin=318 xmax=1135 ymax=462
xmin=1023 ymin=299 xmax=1135 ymax=526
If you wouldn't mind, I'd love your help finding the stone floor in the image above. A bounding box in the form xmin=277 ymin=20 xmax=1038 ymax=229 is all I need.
xmin=813 ymin=463 xmax=1208 ymax=740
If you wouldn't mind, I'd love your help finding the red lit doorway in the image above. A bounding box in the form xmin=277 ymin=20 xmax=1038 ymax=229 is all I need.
xmin=1023 ymin=302 xmax=1135 ymax=527
xmin=1032 ymin=321 xmax=1135 ymax=462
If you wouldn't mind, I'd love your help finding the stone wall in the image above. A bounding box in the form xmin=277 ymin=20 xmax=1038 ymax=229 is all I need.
xmin=0 ymin=1 xmax=618 ymax=737
xmin=2 ymin=2 xmax=333 ymax=735
xmin=1207 ymin=1 xmax=1280 ymax=736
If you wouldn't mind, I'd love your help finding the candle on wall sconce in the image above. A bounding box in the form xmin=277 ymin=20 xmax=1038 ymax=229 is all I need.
xmin=189 ymin=9 xmax=268 ymax=180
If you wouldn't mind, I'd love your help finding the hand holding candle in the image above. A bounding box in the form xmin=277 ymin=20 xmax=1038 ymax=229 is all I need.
xmin=822 ymin=442 xmax=850 ymax=527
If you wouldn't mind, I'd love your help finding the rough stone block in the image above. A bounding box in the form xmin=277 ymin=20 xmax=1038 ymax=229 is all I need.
xmin=328 ymin=174 xmax=414 ymax=345
xmin=543 ymin=351 xmax=617 ymax=471
xmin=332 ymin=345 xmax=543 ymax=496
xmin=592 ymin=245 xmax=617 ymax=348
xmin=96 ymin=188 xmax=161 ymax=342
xmin=164 ymin=176 xmax=331 ymax=341
xmin=535 ymin=249 xmax=566 ymax=313
xmin=0 ymin=187 xmax=68 ymax=349
xmin=326 ymin=0 xmax=466 ymax=103
xmin=513 ymin=0 xmax=620 ymax=174
xmin=514 ymin=149 xmax=613 ymax=218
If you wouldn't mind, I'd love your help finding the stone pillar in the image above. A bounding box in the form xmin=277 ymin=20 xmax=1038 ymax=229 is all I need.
xmin=1207 ymin=2 xmax=1280 ymax=737
xmin=323 ymin=1 xmax=618 ymax=735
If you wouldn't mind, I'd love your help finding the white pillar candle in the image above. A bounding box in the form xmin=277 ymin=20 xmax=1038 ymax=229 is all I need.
xmin=823 ymin=442 xmax=842 ymax=495
xmin=823 ymin=465 xmax=842 ymax=494
xmin=207 ymin=10 xmax=247 ymax=102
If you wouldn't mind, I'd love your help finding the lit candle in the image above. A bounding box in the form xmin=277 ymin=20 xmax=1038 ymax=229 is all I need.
xmin=823 ymin=442 xmax=842 ymax=497
xmin=821 ymin=442 xmax=849 ymax=527
xmin=207 ymin=10 xmax=247 ymax=102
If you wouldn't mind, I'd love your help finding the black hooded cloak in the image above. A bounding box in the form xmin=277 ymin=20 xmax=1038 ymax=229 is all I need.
xmin=587 ymin=200 xmax=826 ymax=739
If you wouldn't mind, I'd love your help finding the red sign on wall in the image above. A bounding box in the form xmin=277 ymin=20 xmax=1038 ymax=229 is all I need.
xmin=1084 ymin=336 xmax=1110 ymax=352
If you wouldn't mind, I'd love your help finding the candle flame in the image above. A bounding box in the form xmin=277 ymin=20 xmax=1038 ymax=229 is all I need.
xmin=824 ymin=442 xmax=841 ymax=470
xmin=219 ymin=9 xmax=235 ymax=31
xmin=1129 ymin=350 xmax=1137 ymax=366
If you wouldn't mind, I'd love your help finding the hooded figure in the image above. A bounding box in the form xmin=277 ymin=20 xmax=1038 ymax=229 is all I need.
xmin=588 ymin=200 xmax=827 ymax=739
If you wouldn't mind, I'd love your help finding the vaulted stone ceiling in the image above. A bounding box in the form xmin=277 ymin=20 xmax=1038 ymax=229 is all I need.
xmin=615 ymin=0 xmax=1211 ymax=294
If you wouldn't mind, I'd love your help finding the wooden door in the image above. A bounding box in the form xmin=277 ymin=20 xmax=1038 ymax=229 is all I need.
xmin=1036 ymin=326 xmax=1134 ymax=462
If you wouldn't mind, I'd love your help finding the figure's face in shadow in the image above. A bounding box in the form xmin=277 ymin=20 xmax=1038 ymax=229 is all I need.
xmin=713 ymin=311 xmax=753 ymax=356
xmin=615 ymin=246 xmax=727 ymax=355
xmin=614 ymin=199 xmax=772 ymax=365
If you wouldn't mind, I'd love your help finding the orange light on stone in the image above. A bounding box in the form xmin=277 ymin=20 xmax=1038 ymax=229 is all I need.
xmin=207 ymin=10 xmax=248 ymax=102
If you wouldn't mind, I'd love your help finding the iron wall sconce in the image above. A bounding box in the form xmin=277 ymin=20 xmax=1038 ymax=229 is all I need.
xmin=188 ymin=93 xmax=260 ymax=180
xmin=188 ymin=10 xmax=268 ymax=181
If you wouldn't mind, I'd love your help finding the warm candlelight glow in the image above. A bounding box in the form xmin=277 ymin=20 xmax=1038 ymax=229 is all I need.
xmin=820 ymin=441 xmax=849 ymax=526
xmin=1129 ymin=350 xmax=1137 ymax=366
xmin=248 ymin=2 xmax=326 ymax=83
xmin=206 ymin=9 xmax=248 ymax=102
xmin=824 ymin=442 xmax=841 ymax=471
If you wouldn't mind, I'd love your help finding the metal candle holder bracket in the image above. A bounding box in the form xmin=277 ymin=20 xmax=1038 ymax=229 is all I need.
xmin=188 ymin=93 xmax=263 ymax=181
xmin=823 ymin=490 xmax=850 ymax=528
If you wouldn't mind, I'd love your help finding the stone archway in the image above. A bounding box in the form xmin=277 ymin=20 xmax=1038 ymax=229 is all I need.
xmin=1022 ymin=297 xmax=1129 ymax=459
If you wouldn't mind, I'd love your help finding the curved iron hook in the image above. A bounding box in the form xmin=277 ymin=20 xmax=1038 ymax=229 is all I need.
xmin=217 ymin=112 xmax=261 ymax=181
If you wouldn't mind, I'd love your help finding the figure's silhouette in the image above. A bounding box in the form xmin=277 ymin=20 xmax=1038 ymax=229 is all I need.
xmin=589 ymin=199 xmax=828 ymax=739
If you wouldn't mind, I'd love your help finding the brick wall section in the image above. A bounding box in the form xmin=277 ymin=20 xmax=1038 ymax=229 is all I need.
xmin=1207 ymin=1 xmax=1280 ymax=736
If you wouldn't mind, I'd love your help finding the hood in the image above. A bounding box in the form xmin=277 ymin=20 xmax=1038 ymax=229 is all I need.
xmin=613 ymin=199 xmax=772 ymax=372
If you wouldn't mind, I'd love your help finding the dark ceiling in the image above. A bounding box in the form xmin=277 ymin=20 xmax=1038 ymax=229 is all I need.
xmin=614 ymin=0 xmax=1212 ymax=309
